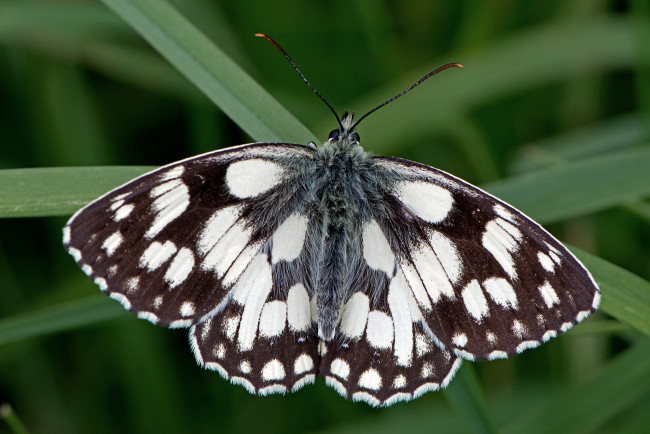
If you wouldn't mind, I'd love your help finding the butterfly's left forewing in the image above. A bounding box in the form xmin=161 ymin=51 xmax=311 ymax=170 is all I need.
xmin=64 ymin=143 xmax=315 ymax=328
xmin=372 ymin=156 xmax=600 ymax=361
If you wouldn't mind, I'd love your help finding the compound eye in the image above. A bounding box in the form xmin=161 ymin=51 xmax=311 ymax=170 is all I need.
xmin=328 ymin=129 xmax=340 ymax=140
xmin=350 ymin=131 xmax=360 ymax=143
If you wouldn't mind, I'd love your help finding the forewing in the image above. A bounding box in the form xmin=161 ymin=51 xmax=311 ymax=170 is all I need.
xmin=64 ymin=143 xmax=315 ymax=328
xmin=372 ymin=156 xmax=600 ymax=361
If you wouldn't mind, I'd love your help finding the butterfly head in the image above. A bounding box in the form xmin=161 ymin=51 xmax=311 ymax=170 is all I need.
xmin=327 ymin=111 xmax=361 ymax=147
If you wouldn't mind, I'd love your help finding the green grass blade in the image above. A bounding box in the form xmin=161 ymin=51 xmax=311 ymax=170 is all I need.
xmin=485 ymin=147 xmax=650 ymax=224
xmin=443 ymin=365 xmax=498 ymax=434
xmin=510 ymin=114 xmax=644 ymax=173
xmin=99 ymin=0 xmax=316 ymax=143
xmin=502 ymin=339 xmax=650 ymax=434
xmin=0 ymin=167 xmax=151 ymax=218
xmin=573 ymin=248 xmax=650 ymax=337
xmin=0 ymin=296 xmax=124 ymax=346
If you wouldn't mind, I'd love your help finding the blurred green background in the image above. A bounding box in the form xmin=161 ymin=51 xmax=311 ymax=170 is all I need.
xmin=1 ymin=0 xmax=650 ymax=433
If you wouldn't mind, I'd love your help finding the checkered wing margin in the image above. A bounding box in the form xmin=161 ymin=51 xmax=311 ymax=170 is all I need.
xmin=371 ymin=156 xmax=601 ymax=362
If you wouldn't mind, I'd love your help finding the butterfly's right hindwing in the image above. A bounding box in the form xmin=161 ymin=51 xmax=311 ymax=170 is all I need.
xmin=64 ymin=143 xmax=315 ymax=328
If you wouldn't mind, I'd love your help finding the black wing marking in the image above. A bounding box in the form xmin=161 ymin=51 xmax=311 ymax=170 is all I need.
xmin=372 ymin=156 xmax=600 ymax=361
xmin=64 ymin=143 xmax=315 ymax=328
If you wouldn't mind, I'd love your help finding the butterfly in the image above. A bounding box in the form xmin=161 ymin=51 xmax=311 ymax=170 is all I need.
xmin=63 ymin=34 xmax=600 ymax=407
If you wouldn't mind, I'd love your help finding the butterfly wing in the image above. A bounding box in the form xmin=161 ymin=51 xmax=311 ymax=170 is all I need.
xmin=319 ymin=263 xmax=462 ymax=406
xmin=189 ymin=251 xmax=320 ymax=396
xmin=64 ymin=143 xmax=315 ymax=328
xmin=369 ymin=156 xmax=600 ymax=361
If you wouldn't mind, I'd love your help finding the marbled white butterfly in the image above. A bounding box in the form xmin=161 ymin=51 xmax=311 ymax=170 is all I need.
xmin=63 ymin=34 xmax=600 ymax=407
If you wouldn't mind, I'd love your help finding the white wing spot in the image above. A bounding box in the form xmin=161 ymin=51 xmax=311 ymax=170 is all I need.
xmin=215 ymin=343 xmax=226 ymax=359
xmin=239 ymin=360 xmax=252 ymax=374
xmin=549 ymin=250 xmax=562 ymax=265
xmin=271 ymin=213 xmax=309 ymax=264
xmin=179 ymin=301 xmax=195 ymax=317
xmin=233 ymin=254 xmax=273 ymax=352
xmin=197 ymin=205 xmax=242 ymax=256
xmin=101 ymin=231 xmax=123 ymax=256
xmin=110 ymin=199 xmax=124 ymax=211
xmin=483 ymin=277 xmax=518 ymax=309
xmin=225 ymin=159 xmax=285 ymax=199
xmin=294 ymin=354 xmax=314 ymax=375
xmin=538 ymin=252 xmax=556 ymax=273
xmin=137 ymin=311 xmax=159 ymax=324
xmin=153 ymin=295 xmax=163 ymax=309
xmin=202 ymin=221 xmax=253 ymax=279
xmin=452 ymin=333 xmax=468 ymax=347
xmin=223 ymin=315 xmax=240 ymax=341
xmin=542 ymin=330 xmax=557 ymax=342
xmin=538 ymin=281 xmax=560 ymax=308
xmin=339 ymin=292 xmax=370 ymax=339
xmin=258 ymin=300 xmax=287 ymax=338
xmin=393 ymin=375 xmax=407 ymax=389
xmin=399 ymin=260 xmax=432 ymax=311
xmin=82 ymin=264 xmax=93 ymax=276
xmin=113 ymin=203 xmax=134 ymax=221
xmin=516 ymin=340 xmax=539 ymax=353
xmin=486 ymin=331 xmax=497 ymax=345
xmin=362 ymin=220 xmax=395 ymax=275
xmin=330 ymin=358 xmax=350 ymax=380
xmin=109 ymin=292 xmax=131 ymax=310
xmin=421 ymin=362 xmax=434 ymax=379
xmin=394 ymin=180 xmax=454 ymax=223
xmin=482 ymin=218 xmax=522 ymax=279
xmin=488 ymin=350 xmax=507 ymax=360
xmin=160 ymin=165 xmax=185 ymax=181
xmin=164 ymin=248 xmax=195 ymax=288
xmin=287 ymin=283 xmax=311 ymax=332
xmin=358 ymin=368 xmax=382 ymax=391
xmin=63 ymin=226 xmax=71 ymax=244
xmin=366 ymin=311 xmax=394 ymax=350
xmin=493 ymin=204 xmax=515 ymax=220
xmin=411 ymin=242 xmax=455 ymax=303
xmin=325 ymin=377 xmax=347 ymax=397
xmin=140 ymin=241 xmax=177 ymax=271
xmin=126 ymin=276 xmax=139 ymax=293
xmin=462 ymin=279 xmax=489 ymax=321
xmin=146 ymin=179 xmax=190 ymax=238
xmin=415 ymin=334 xmax=433 ymax=357
xmin=94 ymin=277 xmax=108 ymax=291
xmin=68 ymin=247 xmax=82 ymax=262
xmin=388 ymin=270 xmax=414 ymax=366
xmin=592 ymin=291 xmax=601 ymax=309
xmin=576 ymin=310 xmax=590 ymax=322
xmin=428 ymin=230 xmax=463 ymax=283
xmin=512 ymin=319 xmax=527 ymax=338
xmin=261 ymin=359 xmax=286 ymax=381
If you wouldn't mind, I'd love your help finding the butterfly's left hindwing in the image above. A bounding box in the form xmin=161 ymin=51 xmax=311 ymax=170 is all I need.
xmin=64 ymin=143 xmax=315 ymax=328
xmin=372 ymin=156 xmax=601 ymax=361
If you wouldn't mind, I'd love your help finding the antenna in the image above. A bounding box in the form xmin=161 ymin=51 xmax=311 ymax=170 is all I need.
xmin=257 ymin=33 xmax=463 ymax=134
xmin=256 ymin=33 xmax=343 ymax=130
xmin=349 ymin=63 xmax=463 ymax=131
